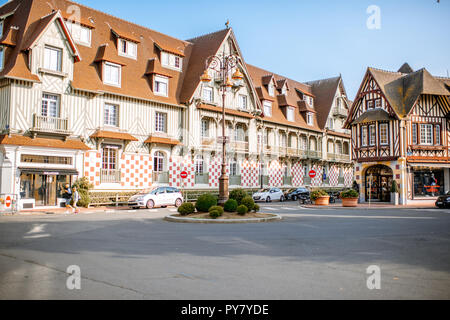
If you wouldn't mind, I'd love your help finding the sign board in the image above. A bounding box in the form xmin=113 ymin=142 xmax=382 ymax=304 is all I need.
xmin=180 ymin=171 xmax=188 ymax=179
xmin=309 ymin=170 xmax=317 ymax=179
xmin=5 ymin=196 xmax=12 ymax=208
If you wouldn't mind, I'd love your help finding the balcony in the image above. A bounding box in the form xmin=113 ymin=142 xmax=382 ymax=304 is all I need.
xmin=201 ymin=138 xmax=217 ymax=150
xmin=230 ymin=175 xmax=242 ymax=186
xmin=100 ymin=169 xmax=121 ymax=184
xmin=195 ymin=173 xmax=209 ymax=185
xmin=153 ymin=171 xmax=169 ymax=184
xmin=333 ymin=107 xmax=348 ymax=118
xmin=31 ymin=114 xmax=71 ymax=136
xmin=279 ymin=146 xmax=287 ymax=156
xmin=230 ymin=141 xmax=249 ymax=153
xmin=327 ymin=153 xmax=337 ymax=161
xmin=308 ymin=150 xmax=322 ymax=159
xmin=336 ymin=154 xmax=351 ymax=162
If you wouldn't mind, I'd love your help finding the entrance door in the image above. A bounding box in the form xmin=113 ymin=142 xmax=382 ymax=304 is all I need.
xmin=365 ymin=165 xmax=393 ymax=202
xmin=34 ymin=174 xmax=57 ymax=207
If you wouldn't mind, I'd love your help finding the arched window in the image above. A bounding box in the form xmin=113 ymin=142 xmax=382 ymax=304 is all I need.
xmin=309 ymin=137 xmax=317 ymax=151
xmin=300 ymin=136 xmax=307 ymax=150
xmin=230 ymin=159 xmax=239 ymax=176
xmin=280 ymin=133 xmax=287 ymax=147
xmin=343 ymin=142 xmax=350 ymax=155
xmin=328 ymin=140 xmax=334 ymax=153
xmin=153 ymin=151 xmax=165 ymax=172
xmin=195 ymin=155 xmax=204 ymax=174
xmin=336 ymin=142 xmax=343 ymax=154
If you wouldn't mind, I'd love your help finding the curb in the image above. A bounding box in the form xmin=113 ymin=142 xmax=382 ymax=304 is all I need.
xmin=164 ymin=213 xmax=282 ymax=224
xmin=301 ymin=205 xmax=439 ymax=210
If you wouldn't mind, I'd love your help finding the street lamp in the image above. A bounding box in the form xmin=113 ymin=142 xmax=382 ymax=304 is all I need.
xmin=200 ymin=54 xmax=244 ymax=205
xmin=251 ymin=109 xmax=264 ymax=190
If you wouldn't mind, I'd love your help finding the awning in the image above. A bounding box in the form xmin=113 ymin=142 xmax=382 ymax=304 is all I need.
xmin=19 ymin=168 xmax=79 ymax=175
xmin=353 ymin=109 xmax=394 ymax=124
xmin=90 ymin=130 xmax=138 ymax=142
xmin=409 ymin=163 xmax=450 ymax=169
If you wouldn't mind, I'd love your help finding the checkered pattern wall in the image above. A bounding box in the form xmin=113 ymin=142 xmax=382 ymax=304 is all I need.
xmin=344 ymin=167 xmax=354 ymax=187
xmin=121 ymin=153 xmax=153 ymax=189
xmin=291 ymin=161 xmax=304 ymax=187
xmin=241 ymin=159 xmax=260 ymax=188
xmin=329 ymin=165 xmax=339 ymax=187
xmin=84 ymin=151 xmax=102 ymax=187
xmin=169 ymin=156 xmax=182 ymax=188
xmin=311 ymin=164 xmax=323 ymax=187
xmin=269 ymin=160 xmax=283 ymax=187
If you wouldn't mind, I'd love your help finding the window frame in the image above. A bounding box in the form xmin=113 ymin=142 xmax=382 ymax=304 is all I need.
xmin=103 ymin=62 xmax=121 ymax=87
xmin=369 ymin=124 xmax=376 ymax=146
xmin=202 ymin=86 xmax=213 ymax=103
xmin=104 ymin=103 xmax=119 ymax=127
xmin=153 ymin=151 xmax=165 ymax=173
xmin=239 ymin=94 xmax=248 ymax=110
xmin=307 ymin=113 xmax=314 ymax=126
xmin=161 ymin=51 xmax=182 ymax=71
xmin=102 ymin=145 xmax=119 ymax=171
xmin=286 ymin=106 xmax=295 ymax=122
xmin=420 ymin=124 xmax=433 ymax=146
xmin=118 ymin=38 xmax=137 ymax=59
xmin=412 ymin=123 xmax=418 ymax=145
xmin=0 ymin=20 xmax=3 ymax=39
xmin=155 ymin=112 xmax=167 ymax=133
xmin=43 ymin=45 xmax=62 ymax=72
xmin=263 ymin=101 xmax=272 ymax=117
xmin=154 ymin=75 xmax=169 ymax=97
xmin=435 ymin=124 xmax=441 ymax=145
xmin=41 ymin=93 xmax=60 ymax=118
xmin=0 ymin=46 xmax=4 ymax=71
xmin=361 ymin=126 xmax=368 ymax=147
xmin=195 ymin=155 xmax=204 ymax=174
xmin=65 ymin=20 xmax=91 ymax=46
xmin=379 ymin=123 xmax=389 ymax=146
xmin=201 ymin=119 xmax=209 ymax=138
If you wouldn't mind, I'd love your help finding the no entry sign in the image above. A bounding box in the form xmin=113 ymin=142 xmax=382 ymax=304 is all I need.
xmin=180 ymin=171 xmax=188 ymax=179
xmin=309 ymin=170 xmax=317 ymax=179
xmin=5 ymin=196 xmax=12 ymax=208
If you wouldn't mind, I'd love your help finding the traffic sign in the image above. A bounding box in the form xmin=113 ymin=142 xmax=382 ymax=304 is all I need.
xmin=5 ymin=196 xmax=12 ymax=208
xmin=180 ymin=171 xmax=188 ymax=179
xmin=309 ymin=170 xmax=317 ymax=179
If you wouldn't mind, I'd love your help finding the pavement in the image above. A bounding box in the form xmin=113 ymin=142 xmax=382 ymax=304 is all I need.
xmin=0 ymin=201 xmax=449 ymax=300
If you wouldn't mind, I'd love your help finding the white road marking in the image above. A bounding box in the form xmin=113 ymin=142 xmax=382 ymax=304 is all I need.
xmin=24 ymin=234 xmax=51 ymax=239
xmin=24 ymin=224 xmax=51 ymax=239
xmin=284 ymin=214 xmax=435 ymax=220
xmin=26 ymin=224 xmax=46 ymax=235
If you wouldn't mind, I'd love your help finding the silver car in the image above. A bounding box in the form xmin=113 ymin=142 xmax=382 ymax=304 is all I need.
xmin=128 ymin=187 xmax=184 ymax=209
xmin=252 ymin=188 xmax=285 ymax=203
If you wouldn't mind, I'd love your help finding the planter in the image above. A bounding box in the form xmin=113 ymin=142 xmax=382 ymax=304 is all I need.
xmin=314 ymin=196 xmax=330 ymax=206
xmin=342 ymin=197 xmax=359 ymax=207
xmin=391 ymin=193 xmax=399 ymax=206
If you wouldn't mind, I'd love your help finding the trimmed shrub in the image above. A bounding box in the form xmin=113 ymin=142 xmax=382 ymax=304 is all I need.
xmin=340 ymin=189 xmax=359 ymax=199
xmin=72 ymin=177 xmax=93 ymax=208
xmin=241 ymin=196 xmax=255 ymax=212
xmin=229 ymin=189 xmax=248 ymax=205
xmin=209 ymin=210 xmax=222 ymax=219
xmin=237 ymin=205 xmax=248 ymax=216
xmin=310 ymin=189 xmax=329 ymax=201
xmin=253 ymin=204 xmax=260 ymax=213
xmin=224 ymin=199 xmax=238 ymax=212
xmin=178 ymin=202 xmax=196 ymax=216
xmin=391 ymin=180 xmax=399 ymax=193
xmin=195 ymin=193 xmax=218 ymax=212
xmin=209 ymin=206 xmax=224 ymax=216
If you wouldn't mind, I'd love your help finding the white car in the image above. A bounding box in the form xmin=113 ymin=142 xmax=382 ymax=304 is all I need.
xmin=252 ymin=188 xmax=285 ymax=203
xmin=128 ymin=187 xmax=184 ymax=209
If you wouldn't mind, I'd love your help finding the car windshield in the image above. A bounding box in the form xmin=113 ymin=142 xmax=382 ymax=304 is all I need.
xmin=288 ymin=189 xmax=297 ymax=193
xmin=259 ymin=189 xmax=270 ymax=193
xmin=138 ymin=188 xmax=157 ymax=195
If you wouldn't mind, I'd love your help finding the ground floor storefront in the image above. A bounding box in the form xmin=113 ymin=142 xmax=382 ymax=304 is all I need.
xmin=354 ymin=159 xmax=450 ymax=205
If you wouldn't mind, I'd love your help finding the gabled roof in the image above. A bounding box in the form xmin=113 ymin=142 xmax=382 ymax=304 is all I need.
xmin=398 ymin=63 xmax=414 ymax=74
xmin=352 ymin=108 xmax=394 ymax=124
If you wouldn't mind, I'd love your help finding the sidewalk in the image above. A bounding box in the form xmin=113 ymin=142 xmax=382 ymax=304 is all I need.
xmin=304 ymin=199 xmax=438 ymax=209
xmin=9 ymin=206 xmax=133 ymax=216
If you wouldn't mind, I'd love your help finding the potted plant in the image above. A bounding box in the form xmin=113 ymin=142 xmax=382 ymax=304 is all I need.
xmin=391 ymin=180 xmax=399 ymax=206
xmin=340 ymin=189 xmax=359 ymax=207
xmin=310 ymin=189 xmax=330 ymax=206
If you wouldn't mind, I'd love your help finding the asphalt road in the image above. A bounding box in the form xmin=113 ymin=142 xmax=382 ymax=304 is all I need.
xmin=0 ymin=202 xmax=449 ymax=300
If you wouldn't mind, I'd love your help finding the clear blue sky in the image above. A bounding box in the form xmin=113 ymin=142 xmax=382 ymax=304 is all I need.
xmin=7 ymin=0 xmax=450 ymax=99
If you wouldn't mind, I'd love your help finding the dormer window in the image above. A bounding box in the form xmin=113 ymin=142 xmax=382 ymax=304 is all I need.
xmin=65 ymin=21 xmax=91 ymax=46
xmin=239 ymin=94 xmax=248 ymax=110
xmin=118 ymin=39 xmax=137 ymax=59
xmin=306 ymin=96 xmax=314 ymax=107
xmin=281 ymin=85 xmax=287 ymax=95
xmin=287 ymin=107 xmax=294 ymax=122
xmin=154 ymin=75 xmax=169 ymax=96
xmin=263 ymin=101 xmax=272 ymax=117
xmin=44 ymin=46 xmax=62 ymax=72
xmin=202 ymin=87 xmax=213 ymax=102
xmin=375 ymin=98 xmax=382 ymax=109
xmin=268 ymin=83 xmax=275 ymax=97
xmin=0 ymin=46 xmax=4 ymax=71
xmin=161 ymin=52 xmax=182 ymax=71
xmin=103 ymin=62 xmax=121 ymax=87
xmin=307 ymin=113 xmax=314 ymax=126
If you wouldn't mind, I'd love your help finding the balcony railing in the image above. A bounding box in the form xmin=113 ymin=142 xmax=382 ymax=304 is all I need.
xmin=231 ymin=141 xmax=249 ymax=153
xmin=308 ymin=151 xmax=322 ymax=159
xmin=336 ymin=154 xmax=351 ymax=162
xmin=327 ymin=153 xmax=336 ymax=161
xmin=230 ymin=175 xmax=242 ymax=186
xmin=195 ymin=173 xmax=209 ymax=185
xmin=333 ymin=107 xmax=348 ymax=118
xmin=100 ymin=169 xmax=121 ymax=184
xmin=153 ymin=171 xmax=169 ymax=184
xmin=32 ymin=114 xmax=71 ymax=135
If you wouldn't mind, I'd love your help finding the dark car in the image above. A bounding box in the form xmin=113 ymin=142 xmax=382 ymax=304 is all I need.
xmin=285 ymin=187 xmax=310 ymax=202
xmin=436 ymin=192 xmax=450 ymax=209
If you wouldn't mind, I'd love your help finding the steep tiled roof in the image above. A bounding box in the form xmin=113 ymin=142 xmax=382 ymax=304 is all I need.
xmin=0 ymin=134 xmax=90 ymax=150
xmin=90 ymin=130 xmax=138 ymax=141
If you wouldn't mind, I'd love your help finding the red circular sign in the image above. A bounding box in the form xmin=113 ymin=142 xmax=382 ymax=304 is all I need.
xmin=5 ymin=196 xmax=12 ymax=208
xmin=180 ymin=171 xmax=188 ymax=179
xmin=309 ymin=170 xmax=317 ymax=179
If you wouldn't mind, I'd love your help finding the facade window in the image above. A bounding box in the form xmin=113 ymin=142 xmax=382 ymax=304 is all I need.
xmin=300 ymin=136 xmax=307 ymax=150
xmin=287 ymin=107 xmax=294 ymax=122
xmin=103 ymin=62 xmax=121 ymax=86
xmin=202 ymin=87 xmax=213 ymax=102
xmin=230 ymin=160 xmax=238 ymax=176
xmin=367 ymin=100 xmax=374 ymax=110
xmin=41 ymin=94 xmax=60 ymax=118
xmin=379 ymin=123 xmax=388 ymax=145
xmin=154 ymin=75 xmax=169 ymax=96
xmin=235 ymin=124 xmax=246 ymax=142
xmin=281 ymin=85 xmax=287 ymax=95
xmin=308 ymin=97 xmax=314 ymax=107
xmin=420 ymin=124 xmax=433 ymax=145
xmin=161 ymin=52 xmax=182 ymax=71
xmin=201 ymin=119 xmax=209 ymax=138
xmin=412 ymin=123 xmax=418 ymax=145
xmin=118 ymin=39 xmax=137 ymax=59
xmin=435 ymin=125 xmax=441 ymax=145
xmin=0 ymin=46 xmax=4 ymax=71
xmin=328 ymin=118 xmax=334 ymax=129
xmin=239 ymin=94 xmax=248 ymax=110
xmin=155 ymin=112 xmax=167 ymax=133
xmin=369 ymin=124 xmax=376 ymax=146
xmin=0 ymin=20 xmax=3 ymax=39
xmin=268 ymin=83 xmax=275 ymax=97
xmin=195 ymin=156 xmax=204 ymax=174
xmin=102 ymin=146 xmax=118 ymax=171
xmin=104 ymin=104 xmax=119 ymax=127
xmin=280 ymin=134 xmax=287 ymax=147
xmin=375 ymin=99 xmax=382 ymax=109
xmin=263 ymin=101 xmax=272 ymax=117
xmin=307 ymin=113 xmax=314 ymax=126
xmin=44 ymin=46 xmax=62 ymax=72
xmin=361 ymin=126 xmax=368 ymax=147
xmin=65 ymin=21 xmax=91 ymax=46
xmin=153 ymin=151 xmax=165 ymax=172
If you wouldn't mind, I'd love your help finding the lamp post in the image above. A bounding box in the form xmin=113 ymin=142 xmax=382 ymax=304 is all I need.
xmin=252 ymin=110 xmax=264 ymax=190
xmin=200 ymin=54 xmax=244 ymax=205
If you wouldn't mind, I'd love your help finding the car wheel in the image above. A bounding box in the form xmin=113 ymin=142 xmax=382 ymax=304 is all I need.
xmin=146 ymin=200 xmax=155 ymax=209
xmin=292 ymin=195 xmax=298 ymax=201
xmin=280 ymin=196 xmax=285 ymax=202
xmin=266 ymin=197 xmax=271 ymax=203
xmin=175 ymin=199 xmax=183 ymax=208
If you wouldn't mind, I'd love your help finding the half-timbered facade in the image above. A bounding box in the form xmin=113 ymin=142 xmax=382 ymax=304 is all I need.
xmin=346 ymin=63 xmax=450 ymax=204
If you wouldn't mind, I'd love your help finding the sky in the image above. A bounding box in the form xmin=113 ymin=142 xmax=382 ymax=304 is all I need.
xmin=5 ymin=0 xmax=450 ymax=99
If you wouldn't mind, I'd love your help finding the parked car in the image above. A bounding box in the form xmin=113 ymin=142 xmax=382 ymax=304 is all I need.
xmin=128 ymin=187 xmax=184 ymax=209
xmin=285 ymin=187 xmax=310 ymax=202
xmin=436 ymin=193 xmax=450 ymax=209
xmin=253 ymin=188 xmax=285 ymax=203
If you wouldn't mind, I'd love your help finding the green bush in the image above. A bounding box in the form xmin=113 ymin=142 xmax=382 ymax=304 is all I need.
xmin=340 ymin=189 xmax=359 ymax=199
xmin=310 ymin=189 xmax=329 ymax=201
xmin=237 ymin=205 xmax=248 ymax=216
xmin=241 ymin=196 xmax=255 ymax=212
xmin=195 ymin=193 xmax=218 ymax=212
xmin=253 ymin=204 xmax=260 ymax=213
xmin=224 ymin=199 xmax=238 ymax=212
xmin=209 ymin=206 xmax=224 ymax=216
xmin=229 ymin=189 xmax=248 ymax=205
xmin=391 ymin=181 xmax=399 ymax=193
xmin=178 ymin=202 xmax=196 ymax=216
xmin=209 ymin=210 xmax=222 ymax=219
xmin=72 ymin=177 xmax=93 ymax=208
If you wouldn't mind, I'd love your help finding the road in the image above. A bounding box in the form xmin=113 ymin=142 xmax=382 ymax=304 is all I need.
xmin=0 ymin=202 xmax=449 ymax=300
